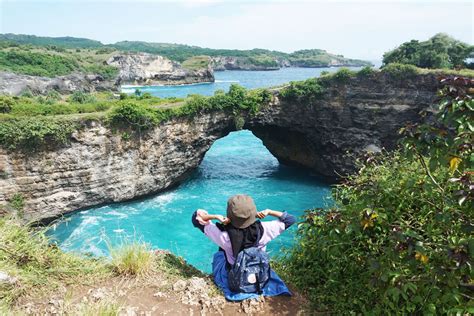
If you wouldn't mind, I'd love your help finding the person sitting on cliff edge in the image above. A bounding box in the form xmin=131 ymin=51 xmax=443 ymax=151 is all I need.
xmin=191 ymin=194 xmax=296 ymax=301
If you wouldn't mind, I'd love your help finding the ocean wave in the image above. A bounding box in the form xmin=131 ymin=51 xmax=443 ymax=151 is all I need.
xmin=105 ymin=210 xmax=128 ymax=219
xmin=215 ymin=80 xmax=240 ymax=83
xmin=152 ymin=192 xmax=177 ymax=207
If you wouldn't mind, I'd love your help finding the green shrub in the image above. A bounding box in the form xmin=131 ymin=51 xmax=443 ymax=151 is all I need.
xmin=357 ymin=66 xmax=376 ymax=77
xmin=280 ymin=78 xmax=324 ymax=102
xmin=83 ymin=64 xmax=118 ymax=80
xmin=140 ymin=92 xmax=153 ymax=99
xmin=234 ymin=116 xmax=245 ymax=130
xmin=0 ymin=117 xmax=77 ymax=149
xmin=239 ymin=88 xmax=271 ymax=114
xmin=332 ymin=67 xmax=355 ymax=82
xmin=9 ymin=193 xmax=24 ymax=212
xmin=382 ymin=63 xmax=419 ymax=80
xmin=278 ymin=76 xmax=473 ymax=314
xmin=69 ymin=91 xmax=96 ymax=104
xmin=0 ymin=50 xmax=79 ymax=77
xmin=108 ymin=102 xmax=158 ymax=130
xmin=20 ymin=89 xmax=33 ymax=98
xmin=383 ymin=33 xmax=473 ymax=69
xmin=0 ymin=96 xmax=14 ymax=113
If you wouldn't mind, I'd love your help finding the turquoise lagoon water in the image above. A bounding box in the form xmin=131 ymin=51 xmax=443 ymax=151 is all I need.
xmin=121 ymin=67 xmax=360 ymax=98
xmin=48 ymin=68 xmax=342 ymax=272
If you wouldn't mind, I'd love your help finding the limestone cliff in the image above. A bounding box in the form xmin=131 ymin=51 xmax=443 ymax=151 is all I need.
xmin=0 ymin=72 xmax=117 ymax=96
xmin=249 ymin=73 xmax=439 ymax=177
xmin=107 ymin=53 xmax=214 ymax=86
xmin=210 ymin=56 xmax=281 ymax=71
xmin=0 ymin=72 xmax=441 ymax=221
xmin=0 ymin=113 xmax=235 ymax=221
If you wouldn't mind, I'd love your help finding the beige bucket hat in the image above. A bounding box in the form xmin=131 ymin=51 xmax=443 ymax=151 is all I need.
xmin=226 ymin=194 xmax=257 ymax=229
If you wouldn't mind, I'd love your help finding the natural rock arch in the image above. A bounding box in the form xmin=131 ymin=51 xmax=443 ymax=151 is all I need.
xmin=0 ymin=73 xmax=439 ymax=221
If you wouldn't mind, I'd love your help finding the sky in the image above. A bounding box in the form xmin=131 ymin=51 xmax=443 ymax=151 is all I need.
xmin=0 ymin=0 xmax=472 ymax=60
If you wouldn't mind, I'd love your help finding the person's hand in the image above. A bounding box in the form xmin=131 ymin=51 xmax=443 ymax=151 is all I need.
xmin=214 ymin=215 xmax=230 ymax=225
xmin=257 ymin=209 xmax=270 ymax=219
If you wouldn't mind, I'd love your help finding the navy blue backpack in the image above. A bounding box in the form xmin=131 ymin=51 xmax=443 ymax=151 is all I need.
xmin=228 ymin=246 xmax=271 ymax=293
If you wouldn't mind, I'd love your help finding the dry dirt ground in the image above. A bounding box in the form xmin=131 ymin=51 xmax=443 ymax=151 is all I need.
xmin=13 ymin=263 xmax=308 ymax=315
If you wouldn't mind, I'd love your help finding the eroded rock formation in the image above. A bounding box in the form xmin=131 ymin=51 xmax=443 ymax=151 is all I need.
xmin=249 ymin=73 xmax=439 ymax=177
xmin=0 ymin=72 xmax=440 ymax=221
xmin=0 ymin=72 xmax=116 ymax=96
xmin=107 ymin=53 xmax=214 ymax=85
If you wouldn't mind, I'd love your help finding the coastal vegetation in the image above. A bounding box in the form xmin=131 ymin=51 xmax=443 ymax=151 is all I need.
xmin=383 ymin=33 xmax=473 ymax=69
xmin=0 ymin=84 xmax=271 ymax=149
xmin=278 ymin=76 xmax=473 ymax=314
xmin=181 ymin=55 xmax=211 ymax=70
xmin=0 ymin=33 xmax=372 ymax=70
xmin=0 ymin=45 xmax=118 ymax=78
xmin=0 ymin=33 xmax=103 ymax=49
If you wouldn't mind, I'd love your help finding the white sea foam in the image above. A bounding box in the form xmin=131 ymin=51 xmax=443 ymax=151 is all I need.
xmin=214 ymin=80 xmax=240 ymax=83
xmin=105 ymin=210 xmax=128 ymax=219
xmin=61 ymin=216 xmax=102 ymax=246
xmin=113 ymin=229 xmax=125 ymax=233
xmin=152 ymin=192 xmax=177 ymax=206
xmin=82 ymin=216 xmax=101 ymax=225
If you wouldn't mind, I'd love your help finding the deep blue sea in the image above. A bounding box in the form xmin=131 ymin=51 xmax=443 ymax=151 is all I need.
xmin=48 ymin=67 xmax=346 ymax=272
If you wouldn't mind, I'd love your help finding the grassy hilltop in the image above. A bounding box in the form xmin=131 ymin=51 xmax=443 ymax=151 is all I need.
xmin=0 ymin=33 xmax=372 ymax=75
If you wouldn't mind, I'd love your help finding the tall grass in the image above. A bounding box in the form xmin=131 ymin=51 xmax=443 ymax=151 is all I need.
xmin=109 ymin=242 xmax=154 ymax=276
xmin=0 ymin=217 xmax=110 ymax=308
xmin=75 ymin=300 xmax=122 ymax=316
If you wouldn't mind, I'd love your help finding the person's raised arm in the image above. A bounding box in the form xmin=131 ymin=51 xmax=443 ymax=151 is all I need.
xmin=200 ymin=213 xmax=230 ymax=224
xmin=192 ymin=209 xmax=230 ymax=233
xmin=257 ymin=209 xmax=296 ymax=229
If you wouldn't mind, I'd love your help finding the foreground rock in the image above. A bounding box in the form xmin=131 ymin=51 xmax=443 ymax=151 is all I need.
xmin=0 ymin=72 xmax=441 ymax=221
xmin=107 ymin=53 xmax=214 ymax=86
xmin=0 ymin=71 xmax=117 ymax=96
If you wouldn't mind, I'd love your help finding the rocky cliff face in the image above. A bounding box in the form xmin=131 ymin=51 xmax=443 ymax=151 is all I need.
xmin=0 ymin=72 xmax=117 ymax=96
xmin=0 ymin=113 xmax=235 ymax=221
xmin=249 ymin=73 xmax=439 ymax=178
xmin=210 ymin=56 xmax=281 ymax=71
xmin=0 ymin=73 xmax=440 ymax=221
xmin=107 ymin=53 xmax=214 ymax=85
